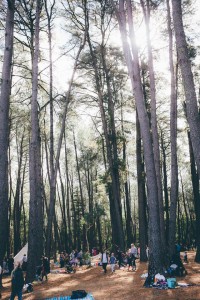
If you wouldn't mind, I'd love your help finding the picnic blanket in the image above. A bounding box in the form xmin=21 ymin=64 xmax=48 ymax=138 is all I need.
xmin=45 ymin=293 xmax=94 ymax=300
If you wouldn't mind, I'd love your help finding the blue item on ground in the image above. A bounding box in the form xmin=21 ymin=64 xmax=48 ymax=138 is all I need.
xmin=167 ymin=278 xmax=176 ymax=289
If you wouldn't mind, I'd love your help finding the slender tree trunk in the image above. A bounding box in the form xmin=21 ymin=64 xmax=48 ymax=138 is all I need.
xmin=21 ymin=156 xmax=28 ymax=246
xmin=64 ymin=139 xmax=72 ymax=251
xmin=121 ymin=103 xmax=134 ymax=247
xmin=177 ymin=195 xmax=181 ymax=244
xmin=0 ymin=0 xmax=15 ymax=264
xmin=73 ymin=132 xmax=87 ymax=250
xmin=45 ymin=37 xmax=86 ymax=257
xmin=188 ymin=131 xmax=200 ymax=262
xmin=136 ymin=112 xmax=148 ymax=262
xmin=166 ymin=0 xmax=179 ymax=258
xmin=58 ymin=166 xmax=68 ymax=249
xmin=140 ymin=0 xmax=166 ymax=257
xmin=13 ymin=132 xmax=25 ymax=254
xmin=27 ymin=0 xmax=43 ymax=283
xmin=112 ymin=0 xmax=163 ymax=273
xmin=171 ymin=0 xmax=200 ymax=177
xmin=85 ymin=5 xmax=125 ymax=250
xmin=160 ymin=132 xmax=169 ymax=242
xmin=180 ymin=174 xmax=190 ymax=244
xmin=44 ymin=0 xmax=56 ymax=259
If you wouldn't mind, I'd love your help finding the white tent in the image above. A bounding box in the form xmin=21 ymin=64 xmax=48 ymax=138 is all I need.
xmin=14 ymin=243 xmax=28 ymax=263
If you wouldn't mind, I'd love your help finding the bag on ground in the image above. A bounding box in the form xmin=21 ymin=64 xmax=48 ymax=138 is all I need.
xmin=71 ymin=290 xmax=87 ymax=299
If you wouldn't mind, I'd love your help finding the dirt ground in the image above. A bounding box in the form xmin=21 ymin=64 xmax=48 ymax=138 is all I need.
xmin=2 ymin=251 xmax=200 ymax=300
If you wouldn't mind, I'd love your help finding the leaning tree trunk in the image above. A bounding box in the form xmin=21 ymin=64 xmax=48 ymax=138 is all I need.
xmin=112 ymin=0 xmax=163 ymax=273
xmin=44 ymin=0 xmax=56 ymax=259
xmin=45 ymin=38 xmax=86 ymax=257
xmin=171 ymin=0 xmax=200 ymax=177
xmin=0 ymin=0 xmax=15 ymax=264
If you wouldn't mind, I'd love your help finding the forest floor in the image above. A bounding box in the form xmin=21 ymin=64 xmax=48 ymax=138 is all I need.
xmin=2 ymin=251 xmax=200 ymax=300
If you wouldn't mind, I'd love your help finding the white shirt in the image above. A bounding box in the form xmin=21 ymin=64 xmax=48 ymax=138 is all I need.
xmin=102 ymin=253 xmax=108 ymax=263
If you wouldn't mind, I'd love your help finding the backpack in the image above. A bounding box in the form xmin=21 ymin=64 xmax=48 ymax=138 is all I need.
xmin=71 ymin=290 xmax=87 ymax=299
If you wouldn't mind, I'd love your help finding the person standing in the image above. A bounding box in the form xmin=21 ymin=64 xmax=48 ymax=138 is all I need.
xmin=8 ymin=254 xmax=14 ymax=275
xmin=130 ymin=244 xmax=138 ymax=271
xmin=110 ymin=253 xmax=116 ymax=273
xmin=10 ymin=262 xmax=24 ymax=300
xmin=59 ymin=252 xmax=65 ymax=268
xmin=117 ymin=249 xmax=123 ymax=269
xmin=21 ymin=255 xmax=27 ymax=272
xmin=126 ymin=249 xmax=133 ymax=271
xmin=101 ymin=250 xmax=109 ymax=274
xmin=41 ymin=256 xmax=49 ymax=282
xmin=183 ymin=251 xmax=188 ymax=263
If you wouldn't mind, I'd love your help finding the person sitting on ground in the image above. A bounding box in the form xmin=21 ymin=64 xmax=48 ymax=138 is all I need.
xmin=170 ymin=251 xmax=186 ymax=276
xmin=77 ymin=250 xmax=83 ymax=267
xmin=10 ymin=262 xmax=24 ymax=300
xmin=83 ymin=251 xmax=91 ymax=267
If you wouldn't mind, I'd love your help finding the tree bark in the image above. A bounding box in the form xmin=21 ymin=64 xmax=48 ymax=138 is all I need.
xmin=0 ymin=0 xmax=15 ymax=264
xmin=136 ymin=112 xmax=148 ymax=262
xmin=85 ymin=3 xmax=125 ymax=250
xmin=160 ymin=131 xmax=169 ymax=242
xmin=13 ymin=131 xmax=25 ymax=255
xmin=27 ymin=0 xmax=43 ymax=283
xmin=166 ymin=0 xmax=179 ymax=259
xmin=45 ymin=37 xmax=86 ymax=257
xmin=171 ymin=0 xmax=200 ymax=177
xmin=112 ymin=0 xmax=163 ymax=273
xmin=188 ymin=131 xmax=200 ymax=262
xmin=140 ymin=0 xmax=166 ymax=258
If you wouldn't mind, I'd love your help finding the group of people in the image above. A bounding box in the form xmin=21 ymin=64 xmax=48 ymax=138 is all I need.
xmin=59 ymin=249 xmax=91 ymax=268
xmin=100 ymin=243 xmax=139 ymax=274
xmin=1 ymin=244 xmax=139 ymax=299
xmin=0 ymin=253 xmax=50 ymax=300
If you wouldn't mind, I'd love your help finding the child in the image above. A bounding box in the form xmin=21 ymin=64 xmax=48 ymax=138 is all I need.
xmin=110 ymin=253 xmax=116 ymax=273
xmin=183 ymin=251 xmax=188 ymax=263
